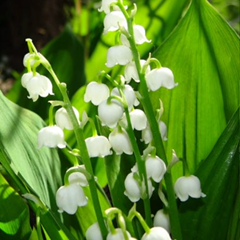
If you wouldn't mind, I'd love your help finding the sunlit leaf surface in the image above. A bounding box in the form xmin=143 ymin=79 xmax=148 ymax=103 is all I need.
xmin=153 ymin=0 xmax=240 ymax=175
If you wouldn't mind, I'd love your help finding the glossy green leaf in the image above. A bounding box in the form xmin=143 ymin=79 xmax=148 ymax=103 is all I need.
xmin=179 ymin=107 xmax=240 ymax=240
xmin=7 ymin=26 xmax=86 ymax=119
xmin=0 ymin=174 xmax=31 ymax=240
xmin=152 ymin=0 xmax=240 ymax=176
xmin=0 ymin=91 xmax=61 ymax=209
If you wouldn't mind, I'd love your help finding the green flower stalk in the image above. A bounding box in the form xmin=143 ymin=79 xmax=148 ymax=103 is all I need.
xmin=24 ymin=39 xmax=108 ymax=238
xmin=116 ymin=2 xmax=183 ymax=239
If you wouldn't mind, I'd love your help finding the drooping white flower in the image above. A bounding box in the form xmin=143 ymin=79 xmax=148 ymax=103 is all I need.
xmin=107 ymin=228 xmax=134 ymax=240
xmin=121 ymin=25 xmax=151 ymax=46
xmin=56 ymin=183 xmax=88 ymax=215
xmin=141 ymin=227 xmax=172 ymax=240
xmin=124 ymin=172 xmax=154 ymax=202
xmin=109 ymin=127 xmax=133 ymax=155
xmin=141 ymin=121 xmax=167 ymax=144
xmin=84 ymin=82 xmax=110 ymax=106
xmin=124 ymin=60 xmax=150 ymax=83
xmin=103 ymin=11 xmax=127 ymax=33
xmin=86 ymin=223 xmax=103 ymax=240
xmin=145 ymin=155 xmax=166 ymax=183
xmin=134 ymin=25 xmax=151 ymax=45
xmin=38 ymin=125 xmax=66 ymax=149
xmin=174 ymin=175 xmax=206 ymax=202
xmin=98 ymin=0 xmax=118 ymax=14
xmin=55 ymin=107 xmax=80 ymax=130
xmin=111 ymin=85 xmax=139 ymax=110
xmin=98 ymin=100 xmax=124 ymax=128
xmin=68 ymin=171 xmax=88 ymax=187
xmin=106 ymin=45 xmax=133 ymax=68
xmin=122 ymin=109 xmax=147 ymax=131
xmin=145 ymin=67 xmax=176 ymax=92
xmin=124 ymin=172 xmax=141 ymax=202
xmin=85 ymin=136 xmax=112 ymax=157
xmin=21 ymin=72 xmax=53 ymax=101
xmin=153 ymin=210 xmax=171 ymax=233
xmin=107 ymin=229 xmax=135 ymax=240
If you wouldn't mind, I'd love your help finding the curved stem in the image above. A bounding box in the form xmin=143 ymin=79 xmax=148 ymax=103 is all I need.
xmin=48 ymin=68 xmax=108 ymax=237
xmin=25 ymin=38 xmax=108 ymax=237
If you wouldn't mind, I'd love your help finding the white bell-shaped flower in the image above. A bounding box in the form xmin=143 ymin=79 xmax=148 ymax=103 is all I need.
xmin=84 ymin=82 xmax=110 ymax=106
xmin=109 ymin=127 xmax=133 ymax=155
xmin=55 ymin=107 xmax=80 ymax=130
xmin=121 ymin=25 xmax=151 ymax=47
xmin=85 ymin=135 xmax=112 ymax=157
xmin=107 ymin=228 xmax=133 ymax=240
xmin=38 ymin=125 xmax=66 ymax=149
xmin=141 ymin=121 xmax=167 ymax=144
xmin=141 ymin=227 xmax=172 ymax=240
xmin=21 ymin=72 xmax=53 ymax=101
xmin=23 ymin=52 xmax=43 ymax=67
xmin=86 ymin=223 xmax=103 ymax=240
xmin=174 ymin=175 xmax=206 ymax=202
xmin=145 ymin=67 xmax=176 ymax=92
xmin=145 ymin=155 xmax=166 ymax=183
xmin=106 ymin=45 xmax=133 ymax=68
xmin=98 ymin=100 xmax=124 ymax=128
xmin=103 ymin=11 xmax=127 ymax=33
xmin=68 ymin=171 xmax=88 ymax=187
xmin=121 ymin=109 xmax=147 ymax=131
xmin=56 ymin=183 xmax=88 ymax=215
xmin=111 ymin=85 xmax=139 ymax=110
xmin=153 ymin=210 xmax=171 ymax=233
xmin=124 ymin=172 xmax=154 ymax=202
xmin=134 ymin=25 xmax=151 ymax=45
xmin=124 ymin=172 xmax=141 ymax=202
xmin=98 ymin=0 xmax=118 ymax=14
xmin=124 ymin=60 xmax=150 ymax=83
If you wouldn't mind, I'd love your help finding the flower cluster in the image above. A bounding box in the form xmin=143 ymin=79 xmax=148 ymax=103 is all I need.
xmin=20 ymin=0 xmax=206 ymax=239
xmin=56 ymin=168 xmax=89 ymax=214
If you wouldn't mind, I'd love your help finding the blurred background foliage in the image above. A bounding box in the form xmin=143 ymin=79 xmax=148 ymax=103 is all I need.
xmin=0 ymin=0 xmax=239 ymax=94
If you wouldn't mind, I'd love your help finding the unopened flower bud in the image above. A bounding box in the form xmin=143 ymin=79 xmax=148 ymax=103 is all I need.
xmin=55 ymin=107 xmax=80 ymax=130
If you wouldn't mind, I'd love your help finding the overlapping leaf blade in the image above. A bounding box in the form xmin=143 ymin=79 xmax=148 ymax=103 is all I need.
xmin=152 ymin=0 xmax=240 ymax=176
xmin=0 ymin=174 xmax=31 ymax=240
xmin=179 ymin=107 xmax=240 ymax=239
xmin=0 ymin=91 xmax=61 ymax=209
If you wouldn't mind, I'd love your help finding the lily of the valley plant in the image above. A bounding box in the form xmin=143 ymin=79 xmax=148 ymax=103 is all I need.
xmin=18 ymin=0 xmax=208 ymax=239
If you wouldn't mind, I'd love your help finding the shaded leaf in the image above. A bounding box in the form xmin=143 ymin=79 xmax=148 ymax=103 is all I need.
xmin=0 ymin=174 xmax=31 ymax=240
xmin=179 ymin=107 xmax=240 ymax=240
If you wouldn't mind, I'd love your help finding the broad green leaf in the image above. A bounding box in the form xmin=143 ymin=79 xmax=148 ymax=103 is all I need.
xmin=179 ymin=107 xmax=240 ymax=240
xmin=0 ymin=91 xmax=61 ymax=209
xmin=0 ymin=174 xmax=31 ymax=240
xmin=7 ymin=25 xmax=86 ymax=119
xmin=152 ymin=0 xmax=240 ymax=176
